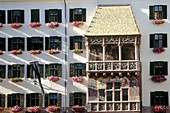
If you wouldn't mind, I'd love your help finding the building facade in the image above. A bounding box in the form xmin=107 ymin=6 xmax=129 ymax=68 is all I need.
xmin=0 ymin=0 xmax=169 ymax=113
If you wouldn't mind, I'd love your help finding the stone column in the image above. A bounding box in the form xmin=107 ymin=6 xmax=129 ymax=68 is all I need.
xmin=102 ymin=38 xmax=105 ymax=70
xmin=135 ymin=37 xmax=138 ymax=60
xmin=85 ymin=38 xmax=89 ymax=71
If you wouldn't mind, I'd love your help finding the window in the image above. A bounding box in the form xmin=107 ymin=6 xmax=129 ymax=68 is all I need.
xmin=45 ymin=64 xmax=62 ymax=77
xmin=151 ymin=92 xmax=168 ymax=106
xmin=70 ymin=93 xmax=86 ymax=106
xmin=122 ymin=89 xmax=128 ymax=101
xmin=7 ymin=94 xmax=24 ymax=107
xmin=99 ymin=89 xmax=105 ymax=101
xmin=8 ymin=10 xmax=24 ymax=23
xmin=31 ymin=9 xmax=39 ymax=22
xmin=0 ymin=38 xmax=5 ymax=51
xmin=26 ymin=93 xmax=42 ymax=107
xmin=150 ymin=34 xmax=167 ymax=48
xmin=70 ymin=63 xmax=86 ymax=77
xmin=8 ymin=37 xmax=25 ymax=51
xmin=8 ymin=65 xmax=24 ymax=78
xmin=150 ymin=61 xmax=168 ymax=76
xmin=45 ymin=9 xmax=62 ymax=23
xmin=45 ymin=37 xmax=61 ymax=50
xmin=115 ymin=83 xmax=121 ymax=89
xmin=70 ymin=8 xmax=86 ymax=22
xmin=90 ymin=45 xmax=103 ymax=61
xmin=45 ymin=93 xmax=62 ymax=107
xmin=0 ymin=94 xmax=5 ymax=107
xmin=70 ymin=36 xmax=85 ymax=50
xmin=0 ymin=10 xmax=5 ymax=24
xmin=0 ymin=65 xmax=5 ymax=78
xmin=27 ymin=37 xmax=43 ymax=50
xmin=107 ymin=83 xmax=113 ymax=89
xmin=149 ymin=5 xmax=167 ymax=19
xmin=107 ymin=91 xmax=112 ymax=101
xmin=115 ymin=91 xmax=120 ymax=101
xmin=27 ymin=64 xmax=44 ymax=78
xmin=122 ymin=44 xmax=135 ymax=60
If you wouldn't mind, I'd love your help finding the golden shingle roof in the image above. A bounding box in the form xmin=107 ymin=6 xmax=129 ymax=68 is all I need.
xmin=85 ymin=5 xmax=141 ymax=36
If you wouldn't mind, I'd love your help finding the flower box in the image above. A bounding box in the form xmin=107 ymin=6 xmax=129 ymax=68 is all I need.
xmin=30 ymin=50 xmax=41 ymax=55
xmin=152 ymin=19 xmax=164 ymax=24
xmin=29 ymin=22 xmax=41 ymax=28
xmin=48 ymin=75 xmax=60 ymax=82
xmin=0 ymin=23 xmax=3 ymax=27
xmin=71 ymin=21 xmax=84 ymax=27
xmin=153 ymin=48 xmax=165 ymax=53
xmin=27 ymin=106 xmax=41 ymax=113
xmin=71 ymin=76 xmax=84 ymax=82
xmin=72 ymin=49 xmax=83 ymax=54
xmin=47 ymin=49 xmax=60 ymax=54
xmin=11 ymin=78 xmax=23 ymax=83
xmin=0 ymin=107 xmax=4 ymax=112
xmin=46 ymin=22 xmax=59 ymax=28
xmin=153 ymin=105 xmax=166 ymax=112
xmin=71 ymin=105 xmax=86 ymax=112
xmin=9 ymin=23 xmax=22 ymax=29
xmin=45 ymin=105 xmax=60 ymax=113
xmin=9 ymin=105 xmax=23 ymax=113
xmin=0 ymin=50 xmax=3 ymax=55
xmin=151 ymin=75 xmax=167 ymax=83
xmin=10 ymin=49 xmax=23 ymax=55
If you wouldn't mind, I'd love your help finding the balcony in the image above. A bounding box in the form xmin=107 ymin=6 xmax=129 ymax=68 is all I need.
xmin=87 ymin=60 xmax=140 ymax=72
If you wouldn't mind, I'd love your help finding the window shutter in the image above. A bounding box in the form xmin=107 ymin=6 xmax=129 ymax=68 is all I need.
xmin=163 ymin=5 xmax=167 ymax=19
xmin=8 ymin=65 xmax=12 ymax=78
xmin=82 ymin=37 xmax=85 ymax=49
xmin=150 ymin=34 xmax=154 ymax=48
xmin=82 ymin=63 xmax=86 ymax=76
xmin=1 ymin=10 xmax=5 ymax=24
xmin=20 ymin=10 xmax=24 ymax=23
xmin=164 ymin=92 xmax=168 ymax=106
xmin=70 ymin=36 xmax=74 ymax=50
xmin=150 ymin=92 xmax=155 ymax=106
xmin=1 ymin=38 xmax=5 ymax=51
xmin=27 ymin=65 xmax=31 ymax=78
xmin=31 ymin=9 xmax=39 ymax=22
xmin=20 ymin=38 xmax=25 ymax=51
xmin=58 ymin=9 xmax=62 ymax=23
xmin=149 ymin=6 xmax=154 ymax=19
xmin=8 ymin=10 xmax=12 ymax=23
xmin=20 ymin=65 xmax=24 ymax=78
xmin=39 ymin=64 xmax=44 ymax=78
xmin=45 ymin=64 xmax=50 ymax=78
xmin=82 ymin=93 xmax=86 ymax=106
xmin=70 ymin=9 xmax=73 ymax=22
xmin=57 ymin=93 xmax=62 ymax=106
xmin=70 ymin=63 xmax=75 ymax=77
xmin=58 ymin=37 xmax=61 ymax=50
xmin=26 ymin=94 xmax=30 ymax=107
xmin=8 ymin=38 xmax=12 ymax=51
xmin=1 ymin=94 xmax=5 ymax=107
xmin=82 ymin=9 xmax=86 ymax=22
xmin=58 ymin=64 xmax=62 ymax=77
xmin=40 ymin=37 xmax=43 ymax=50
xmin=69 ymin=93 xmax=74 ymax=106
xmin=163 ymin=34 xmax=167 ymax=48
xmin=163 ymin=62 xmax=168 ymax=75
xmin=1 ymin=65 xmax=5 ymax=78
xmin=45 ymin=10 xmax=50 ymax=23
xmin=39 ymin=93 xmax=43 ymax=107
xmin=7 ymin=94 xmax=12 ymax=107
xmin=150 ymin=62 xmax=154 ymax=75
xmin=45 ymin=94 xmax=49 ymax=107
xmin=27 ymin=38 xmax=32 ymax=51
xmin=45 ymin=37 xmax=50 ymax=50
xmin=20 ymin=94 xmax=24 ymax=107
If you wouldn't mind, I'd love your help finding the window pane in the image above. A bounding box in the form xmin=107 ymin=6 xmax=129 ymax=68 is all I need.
xmin=107 ymin=83 xmax=113 ymax=89
xmin=99 ymin=89 xmax=105 ymax=101
xmin=155 ymin=6 xmax=158 ymax=11
xmin=115 ymin=91 xmax=120 ymax=101
xmin=99 ymin=103 xmax=105 ymax=111
xmin=115 ymin=83 xmax=120 ymax=89
xmin=107 ymin=91 xmax=112 ymax=101
xmin=122 ymin=89 xmax=128 ymax=101
xmin=159 ymin=6 xmax=162 ymax=11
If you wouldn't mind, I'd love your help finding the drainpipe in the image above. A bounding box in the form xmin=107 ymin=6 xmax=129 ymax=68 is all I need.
xmin=64 ymin=0 xmax=68 ymax=112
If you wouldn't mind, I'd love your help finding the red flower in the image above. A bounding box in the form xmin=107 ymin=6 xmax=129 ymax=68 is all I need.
xmin=152 ymin=19 xmax=164 ymax=24
xmin=153 ymin=48 xmax=165 ymax=54
xmin=71 ymin=21 xmax=84 ymax=27
xmin=9 ymin=23 xmax=22 ymax=28
xmin=46 ymin=22 xmax=59 ymax=28
xmin=29 ymin=22 xmax=41 ymax=28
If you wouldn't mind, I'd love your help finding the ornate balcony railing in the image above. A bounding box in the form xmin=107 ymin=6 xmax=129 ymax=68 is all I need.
xmin=87 ymin=60 xmax=140 ymax=72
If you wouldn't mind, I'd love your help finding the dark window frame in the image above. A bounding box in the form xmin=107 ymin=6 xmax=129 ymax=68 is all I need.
xmin=27 ymin=64 xmax=44 ymax=78
xmin=8 ymin=64 xmax=24 ymax=78
xmin=70 ymin=8 xmax=86 ymax=22
xmin=8 ymin=37 xmax=25 ymax=51
xmin=150 ymin=61 xmax=168 ymax=76
xmin=0 ymin=65 xmax=5 ymax=78
xmin=27 ymin=37 xmax=43 ymax=51
xmin=31 ymin=9 xmax=40 ymax=22
xmin=150 ymin=34 xmax=167 ymax=48
xmin=151 ymin=91 xmax=168 ymax=106
xmin=7 ymin=93 xmax=24 ymax=107
xmin=149 ymin=5 xmax=167 ymax=19
xmin=0 ymin=37 xmax=5 ymax=51
xmin=45 ymin=9 xmax=62 ymax=23
xmin=70 ymin=36 xmax=85 ymax=50
xmin=45 ymin=36 xmax=61 ymax=50
xmin=0 ymin=10 xmax=5 ymax=24
xmin=69 ymin=92 xmax=86 ymax=106
xmin=26 ymin=93 xmax=42 ymax=107
xmin=8 ymin=10 xmax=24 ymax=23
xmin=45 ymin=64 xmax=62 ymax=77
